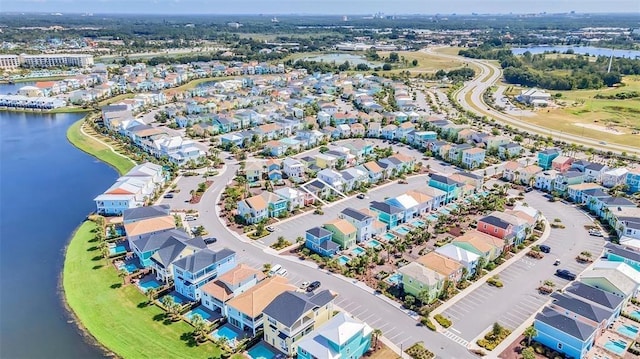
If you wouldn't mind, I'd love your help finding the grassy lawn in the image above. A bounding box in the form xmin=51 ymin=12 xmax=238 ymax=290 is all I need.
xmin=98 ymin=93 xmax=135 ymax=107
xmin=167 ymin=77 xmax=234 ymax=92
xmin=0 ymin=75 xmax=71 ymax=83
xmin=66 ymin=118 xmax=136 ymax=175
xmin=378 ymin=51 xmax=464 ymax=74
xmin=63 ymin=221 xmax=222 ymax=359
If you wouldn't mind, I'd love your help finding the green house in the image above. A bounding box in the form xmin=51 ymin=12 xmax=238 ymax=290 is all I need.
xmin=323 ymin=219 xmax=357 ymax=250
xmin=398 ymin=262 xmax=444 ymax=303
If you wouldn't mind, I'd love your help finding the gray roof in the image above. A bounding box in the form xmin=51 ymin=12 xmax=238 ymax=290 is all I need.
xmin=480 ymin=215 xmax=512 ymax=229
xmin=134 ymin=228 xmax=191 ymax=253
xmin=430 ymin=174 xmax=462 ymax=186
xmin=602 ymin=197 xmax=636 ymax=207
xmin=341 ymin=207 xmax=372 ymax=222
xmin=550 ymin=292 xmax=613 ymax=323
xmin=172 ymin=248 xmax=236 ymax=274
xmin=306 ymin=227 xmax=332 ymax=239
xmin=263 ymin=290 xmax=335 ymax=327
xmin=565 ymin=282 xmax=624 ymax=310
xmin=123 ymin=204 xmax=171 ymax=222
xmin=535 ymin=307 xmax=596 ymax=341
xmin=320 ymin=240 xmax=340 ymax=251
xmin=585 ymin=163 xmax=605 ymax=171
xmin=370 ymin=201 xmax=404 ymax=215
xmin=540 ymin=148 xmax=560 ymax=155
xmin=605 ymin=242 xmax=640 ymax=264
xmin=581 ymin=188 xmax=609 ymax=197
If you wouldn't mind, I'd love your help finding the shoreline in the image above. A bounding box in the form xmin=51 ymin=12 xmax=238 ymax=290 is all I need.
xmin=0 ymin=107 xmax=91 ymax=114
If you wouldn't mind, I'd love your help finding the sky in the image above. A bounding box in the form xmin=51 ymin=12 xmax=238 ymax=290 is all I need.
xmin=3 ymin=0 xmax=639 ymax=15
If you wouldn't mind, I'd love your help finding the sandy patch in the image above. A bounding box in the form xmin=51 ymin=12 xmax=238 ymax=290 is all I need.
xmin=574 ymin=123 xmax=623 ymax=135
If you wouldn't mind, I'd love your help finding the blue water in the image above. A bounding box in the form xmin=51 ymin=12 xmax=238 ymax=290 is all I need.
xmin=186 ymin=306 xmax=213 ymax=322
xmin=0 ymin=111 xmax=113 ymax=358
xmin=338 ymin=255 xmax=350 ymax=265
xmin=631 ymin=310 xmax=640 ymax=321
xmin=426 ymin=215 xmax=439 ymax=222
xmin=138 ymin=278 xmax=162 ymax=292
xmin=410 ymin=220 xmax=425 ymax=228
xmin=394 ymin=226 xmax=411 ymax=235
xmin=603 ymin=339 xmax=627 ymax=355
xmin=382 ymin=233 xmax=396 ymax=241
xmin=248 ymin=342 xmax=277 ymax=359
xmin=213 ymin=324 xmax=241 ymax=342
xmin=352 ymin=246 xmax=365 ymax=256
xmin=387 ymin=273 xmax=402 ymax=285
xmin=365 ymin=239 xmax=382 ymax=248
xmin=163 ymin=292 xmax=187 ymax=304
xmin=109 ymin=245 xmax=127 ymax=255
xmin=617 ymin=324 xmax=639 ymax=338
xmin=511 ymin=46 xmax=640 ymax=59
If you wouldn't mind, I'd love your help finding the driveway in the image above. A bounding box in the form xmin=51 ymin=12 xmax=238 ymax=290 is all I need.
xmin=437 ymin=191 xmax=606 ymax=345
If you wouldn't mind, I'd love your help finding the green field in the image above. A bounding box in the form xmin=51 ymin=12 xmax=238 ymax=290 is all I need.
xmin=378 ymin=51 xmax=465 ymax=74
xmin=63 ymin=221 xmax=223 ymax=359
xmin=66 ymin=118 xmax=136 ymax=175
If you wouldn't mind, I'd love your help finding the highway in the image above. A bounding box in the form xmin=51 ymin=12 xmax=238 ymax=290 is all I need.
xmin=422 ymin=47 xmax=640 ymax=156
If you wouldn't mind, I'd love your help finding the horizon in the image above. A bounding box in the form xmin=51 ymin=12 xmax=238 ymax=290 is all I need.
xmin=3 ymin=0 xmax=639 ymax=15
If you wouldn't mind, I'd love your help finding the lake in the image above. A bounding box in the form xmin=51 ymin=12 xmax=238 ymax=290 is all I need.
xmin=511 ymin=46 xmax=640 ymax=58
xmin=302 ymin=53 xmax=379 ymax=67
xmin=0 ymin=110 xmax=114 ymax=358
xmin=0 ymin=82 xmax=35 ymax=95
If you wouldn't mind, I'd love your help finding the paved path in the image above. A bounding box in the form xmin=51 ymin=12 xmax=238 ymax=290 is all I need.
xmin=79 ymin=120 xmax=137 ymax=166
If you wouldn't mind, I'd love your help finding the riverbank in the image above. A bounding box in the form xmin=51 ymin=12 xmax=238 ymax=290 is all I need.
xmin=0 ymin=75 xmax=71 ymax=84
xmin=66 ymin=116 xmax=136 ymax=175
xmin=63 ymin=221 xmax=222 ymax=358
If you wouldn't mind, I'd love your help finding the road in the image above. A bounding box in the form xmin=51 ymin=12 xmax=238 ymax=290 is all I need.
xmin=422 ymin=47 xmax=640 ymax=156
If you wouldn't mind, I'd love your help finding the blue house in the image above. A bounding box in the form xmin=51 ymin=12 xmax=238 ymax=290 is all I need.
xmin=534 ymin=307 xmax=597 ymax=359
xmin=297 ymin=312 xmax=372 ymax=359
xmin=428 ymin=174 xmax=462 ymax=204
xmin=172 ymin=248 xmax=237 ymax=301
xmin=604 ymin=243 xmax=640 ymax=273
xmin=369 ymin=201 xmax=404 ymax=229
xmin=129 ymin=229 xmax=191 ymax=268
xmin=538 ymin=148 xmax=561 ymax=170
xmin=305 ymin=227 xmax=340 ymax=257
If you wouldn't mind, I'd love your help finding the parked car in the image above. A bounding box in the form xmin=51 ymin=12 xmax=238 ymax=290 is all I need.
xmin=300 ymin=281 xmax=310 ymax=289
xmin=266 ymin=226 xmax=275 ymax=232
xmin=539 ymin=245 xmax=551 ymax=253
xmin=524 ymin=187 xmax=533 ymax=193
xmin=589 ymin=229 xmax=604 ymax=237
xmin=357 ymin=193 xmax=366 ymax=199
xmin=276 ymin=268 xmax=288 ymax=277
xmin=306 ymin=281 xmax=321 ymax=292
xmin=204 ymin=237 xmax=217 ymax=245
xmin=555 ymin=269 xmax=577 ymax=281
xmin=185 ymin=216 xmax=197 ymax=221
xmin=163 ymin=193 xmax=174 ymax=199
xmin=554 ymin=259 xmax=561 ymax=266
xmin=268 ymin=264 xmax=282 ymax=276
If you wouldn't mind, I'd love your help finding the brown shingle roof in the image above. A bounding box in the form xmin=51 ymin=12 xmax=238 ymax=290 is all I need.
xmin=218 ymin=264 xmax=265 ymax=286
xmin=245 ymin=195 xmax=268 ymax=211
xmin=324 ymin=218 xmax=357 ymax=235
xmin=124 ymin=215 xmax=175 ymax=237
xmin=417 ymin=252 xmax=463 ymax=277
xmin=226 ymin=276 xmax=296 ymax=317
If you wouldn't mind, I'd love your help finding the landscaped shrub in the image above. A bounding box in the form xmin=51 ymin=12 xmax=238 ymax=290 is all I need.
xmin=433 ymin=314 xmax=452 ymax=328
xmin=406 ymin=343 xmax=435 ymax=359
xmin=420 ymin=317 xmax=436 ymax=331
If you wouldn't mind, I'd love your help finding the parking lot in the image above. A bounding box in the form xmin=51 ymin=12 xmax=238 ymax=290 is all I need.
xmin=438 ymin=191 xmax=607 ymax=345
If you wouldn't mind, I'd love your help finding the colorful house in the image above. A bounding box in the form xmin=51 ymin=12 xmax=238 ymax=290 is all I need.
xmin=385 ymin=194 xmax=419 ymax=222
xmin=477 ymin=213 xmax=515 ymax=243
xmin=172 ymin=248 xmax=237 ymax=301
xmin=452 ymin=230 xmax=503 ymax=263
xmin=435 ymin=244 xmax=480 ymax=277
xmin=538 ymin=148 xmax=561 ymax=170
xmin=263 ymin=290 xmax=336 ymax=356
xmin=461 ymin=147 xmax=486 ymax=169
xmin=297 ymin=312 xmax=372 ymax=359
xmin=534 ymin=307 xmax=597 ymax=359
xmin=323 ymin=219 xmax=357 ymax=250
xmin=339 ymin=208 xmax=374 ymax=242
xmin=398 ymin=262 xmax=444 ymax=303
xmin=428 ymin=174 xmax=461 ymax=204
xmin=626 ymin=168 xmax=640 ymax=193
xmin=417 ymin=252 xmax=464 ymax=282
xmin=551 ymin=156 xmax=573 ymax=173
xmin=200 ymin=264 xmax=265 ymax=316
xmin=369 ymin=201 xmax=404 ymax=229
xmin=305 ymin=227 xmax=340 ymax=257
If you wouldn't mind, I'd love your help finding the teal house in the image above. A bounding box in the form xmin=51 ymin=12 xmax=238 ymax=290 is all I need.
xmin=605 ymin=243 xmax=640 ymax=272
xmin=428 ymin=174 xmax=461 ymax=204
xmin=305 ymin=227 xmax=340 ymax=257
xmin=297 ymin=312 xmax=372 ymax=359
xmin=538 ymin=148 xmax=561 ymax=170
xmin=369 ymin=201 xmax=404 ymax=229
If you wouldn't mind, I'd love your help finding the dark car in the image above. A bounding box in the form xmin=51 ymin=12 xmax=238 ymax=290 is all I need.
xmin=356 ymin=193 xmax=366 ymax=199
xmin=555 ymin=269 xmax=577 ymax=281
xmin=524 ymin=187 xmax=533 ymax=193
xmin=539 ymin=245 xmax=551 ymax=253
xmin=163 ymin=193 xmax=174 ymax=199
xmin=306 ymin=281 xmax=321 ymax=292
xmin=204 ymin=237 xmax=217 ymax=245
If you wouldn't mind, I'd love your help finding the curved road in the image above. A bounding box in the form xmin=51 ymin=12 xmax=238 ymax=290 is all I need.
xmin=423 ymin=47 xmax=640 ymax=156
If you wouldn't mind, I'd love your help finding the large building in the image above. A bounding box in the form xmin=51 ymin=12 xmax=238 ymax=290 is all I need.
xmin=0 ymin=54 xmax=94 ymax=69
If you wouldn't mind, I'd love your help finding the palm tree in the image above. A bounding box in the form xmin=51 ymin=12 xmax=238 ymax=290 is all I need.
xmin=118 ymin=269 xmax=128 ymax=284
xmin=191 ymin=314 xmax=208 ymax=344
xmin=524 ymin=326 xmax=537 ymax=346
xmin=146 ymin=288 xmax=157 ymax=305
xmin=372 ymin=328 xmax=383 ymax=349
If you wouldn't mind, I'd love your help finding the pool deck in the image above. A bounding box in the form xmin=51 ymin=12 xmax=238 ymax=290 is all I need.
xmin=185 ymin=305 xmax=223 ymax=323
xmin=594 ymin=330 xmax=630 ymax=356
xmin=613 ymin=316 xmax=640 ymax=340
xmin=247 ymin=340 xmax=284 ymax=359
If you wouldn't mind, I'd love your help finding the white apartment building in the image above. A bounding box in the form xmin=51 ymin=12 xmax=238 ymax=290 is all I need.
xmin=0 ymin=54 xmax=94 ymax=69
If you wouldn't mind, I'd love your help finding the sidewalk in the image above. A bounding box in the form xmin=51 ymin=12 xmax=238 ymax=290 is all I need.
xmin=432 ymin=216 xmax=551 ymax=316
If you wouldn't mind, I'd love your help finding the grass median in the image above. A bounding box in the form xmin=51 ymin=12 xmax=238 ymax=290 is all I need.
xmin=66 ymin=118 xmax=135 ymax=175
xmin=63 ymin=221 xmax=222 ymax=359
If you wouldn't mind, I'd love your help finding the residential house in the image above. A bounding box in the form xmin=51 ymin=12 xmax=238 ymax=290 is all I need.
xmin=548 ymin=291 xmax=615 ymax=334
xmin=535 ymin=170 xmax=560 ymax=192
xmin=369 ymin=201 xmax=404 ymax=230
xmin=498 ymin=143 xmax=523 ymax=159
xmin=580 ymin=269 xmax=637 ymax=298
xmin=566 ymin=281 xmax=626 ymax=319
xmin=340 ymin=167 xmax=369 ymax=192
xmin=367 ymin=122 xmax=381 ymax=138
xmin=604 ymin=243 xmax=640 ymax=273
xmin=588 ymin=196 xmax=636 ymax=221
xmin=323 ymin=219 xmax=357 ymax=250
xmin=406 ymin=190 xmax=434 ymax=215
xmin=461 ymin=147 xmax=486 ymax=169
xmin=245 ymin=161 xmax=266 ymax=183
xmin=148 ymin=234 xmax=207 ymax=283
xmin=417 ymin=251 xmax=464 ymax=282
xmin=200 ymin=264 xmax=265 ymax=316
xmin=428 ymin=174 xmax=462 ymax=204
xmin=350 ymin=123 xmax=366 ymax=137
xmin=584 ymin=163 xmax=608 ymax=183
xmin=225 ymin=276 xmax=297 ymax=336
xmin=315 ymin=154 xmax=338 ymax=169
xmin=385 ymin=194 xmax=419 ymax=222
xmin=554 ymin=170 xmax=585 ymax=194
xmin=317 ymin=169 xmax=345 ymax=192
xmin=237 ymin=194 xmax=269 ymax=224
xmin=339 ymin=208 xmax=374 ymax=243
xmin=124 ymin=211 xmax=176 ymax=246
xmin=435 ymin=244 xmax=481 ymax=276
xmin=448 ymin=143 xmax=472 ymax=163
xmin=626 ymin=168 xmax=640 ymax=193
xmin=601 ymin=167 xmax=629 ymax=188
xmin=264 ymin=140 xmax=288 ymax=157
xmin=452 ymin=230 xmax=504 ymax=263
xmin=477 ymin=213 xmax=515 ymax=244
xmin=421 ymin=187 xmax=447 ymax=210
xmin=502 ymin=161 xmax=523 ymax=183
xmin=296 ymin=312 xmax=372 ymax=359
xmin=305 ymin=227 xmax=341 ymax=257
xmin=518 ymin=165 xmax=543 ymax=186
xmin=398 ymin=262 xmax=444 ymax=303
xmin=275 ymin=187 xmax=307 ymax=211
xmin=609 ymin=207 xmax=640 ymax=241
xmin=551 ymin=156 xmax=574 ymax=173
xmin=172 ymin=248 xmax=237 ymax=301
xmin=381 ymin=124 xmax=397 ymax=140
xmin=533 ymin=307 xmax=597 ymax=359
xmin=263 ymin=290 xmax=336 ymax=356
xmin=538 ymin=149 xmax=561 ymax=170
xmin=566 ymin=183 xmax=607 ymax=204
xmin=362 ymin=161 xmax=384 ymax=183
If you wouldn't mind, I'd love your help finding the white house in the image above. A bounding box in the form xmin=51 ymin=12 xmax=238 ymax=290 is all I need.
xmin=317 ymin=169 xmax=344 ymax=191
xmin=534 ymin=170 xmax=560 ymax=191
xmin=274 ymin=187 xmax=305 ymax=211
xmin=282 ymin=157 xmax=305 ymax=181
xmin=436 ymin=243 xmax=481 ymax=277
xmin=601 ymin=167 xmax=629 ymax=188
xmin=584 ymin=163 xmax=608 ymax=183
xmin=339 ymin=207 xmax=374 ymax=242
xmin=517 ymin=88 xmax=551 ymax=106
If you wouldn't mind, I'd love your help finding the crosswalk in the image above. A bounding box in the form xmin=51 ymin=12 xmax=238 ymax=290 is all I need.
xmin=442 ymin=329 xmax=469 ymax=347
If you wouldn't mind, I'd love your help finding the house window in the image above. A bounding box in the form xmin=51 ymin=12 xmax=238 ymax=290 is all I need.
xmin=494 ymin=228 xmax=498 ymax=233
xmin=300 ymin=349 xmax=308 ymax=356
xmin=557 ymin=343 xmax=563 ymax=350
xmin=483 ymin=224 xmax=487 ymax=229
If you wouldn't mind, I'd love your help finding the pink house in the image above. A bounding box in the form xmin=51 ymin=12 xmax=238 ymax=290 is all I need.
xmin=551 ymin=156 xmax=573 ymax=173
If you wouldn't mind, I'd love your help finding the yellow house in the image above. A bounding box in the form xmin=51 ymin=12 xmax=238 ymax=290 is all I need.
xmin=262 ymin=290 xmax=337 ymax=356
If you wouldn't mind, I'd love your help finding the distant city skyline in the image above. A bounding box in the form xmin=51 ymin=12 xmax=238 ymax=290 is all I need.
xmin=3 ymin=0 xmax=639 ymax=15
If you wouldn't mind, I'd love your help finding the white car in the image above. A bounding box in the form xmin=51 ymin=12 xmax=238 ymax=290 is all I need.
xmin=300 ymin=281 xmax=310 ymax=289
xmin=266 ymin=226 xmax=275 ymax=232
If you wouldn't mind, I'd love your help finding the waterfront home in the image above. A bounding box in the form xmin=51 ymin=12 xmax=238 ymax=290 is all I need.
xmin=94 ymin=162 xmax=165 ymax=215
xmin=452 ymin=230 xmax=504 ymax=263
xmin=225 ymin=276 xmax=297 ymax=336
xmin=148 ymin=234 xmax=207 ymax=282
xmin=417 ymin=252 xmax=464 ymax=282
xmin=435 ymin=244 xmax=480 ymax=277
xmin=173 ymin=248 xmax=237 ymax=301
xmin=538 ymin=148 xmax=561 ymax=170
xmin=200 ymin=264 xmax=265 ymax=316
xmin=129 ymin=228 xmax=189 ymax=268
xmin=296 ymin=312 xmax=372 ymax=359
xmin=339 ymin=207 xmax=374 ymax=243
xmin=533 ymin=307 xmax=597 ymax=359
xmin=263 ymin=290 xmax=336 ymax=356
xmin=305 ymin=227 xmax=340 ymax=257
xmin=323 ymin=219 xmax=357 ymax=250
xmin=398 ymin=262 xmax=444 ymax=303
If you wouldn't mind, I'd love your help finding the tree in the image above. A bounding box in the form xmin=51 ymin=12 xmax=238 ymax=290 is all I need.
xmin=492 ymin=322 xmax=504 ymax=337
xmin=521 ymin=347 xmax=536 ymax=359
xmin=372 ymin=328 xmax=382 ymax=349
xmin=262 ymin=263 xmax=272 ymax=274
xmin=191 ymin=314 xmax=209 ymax=344
xmin=146 ymin=288 xmax=158 ymax=305
xmin=382 ymin=63 xmax=392 ymax=71
xmin=523 ymin=326 xmax=537 ymax=346
xmin=404 ymin=295 xmax=416 ymax=309
xmin=411 ymin=59 xmax=418 ymax=66
xmin=118 ymin=269 xmax=128 ymax=284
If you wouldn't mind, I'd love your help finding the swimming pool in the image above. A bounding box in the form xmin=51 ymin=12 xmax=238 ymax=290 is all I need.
xmin=109 ymin=245 xmax=127 ymax=256
xmin=617 ymin=324 xmax=639 ymax=338
xmin=426 ymin=215 xmax=439 ymax=222
xmin=338 ymin=255 xmax=350 ymax=265
xmin=248 ymin=342 xmax=277 ymax=359
xmin=185 ymin=306 xmax=213 ymax=322
xmin=439 ymin=209 xmax=450 ymax=215
xmin=138 ymin=278 xmax=162 ymax=292
xmin=382 ymin=233 xmax=396 ymax=241
xmin=352 ymin=247 xmax=365 ymax=256
xmin=603 ymin=339 xmax=627 ymax=355
xmin=212 ymin=324 xmax=241 ymax=343
xmin=448 ymin=204 xmax=458 ymax=210
xmin=386 ymin=273 xmax=402 ymax=285
xmin=162 ymin=292 xmax=186 ymax=305
xmin=365 ymin=239 xmax=382 ymax=248
xmin=631 ymin=310 xmax=640 ymax=321
xmin=410 ymin=220 xmax=425 ymax=228
xmin=393 ymin=226 xmax=410 ymax=235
